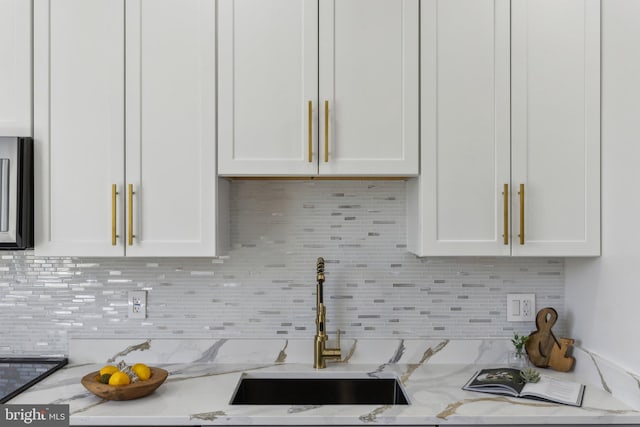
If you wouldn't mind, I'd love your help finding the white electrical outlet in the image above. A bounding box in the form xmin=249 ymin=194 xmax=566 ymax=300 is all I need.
xmin=507 ymin=293 xmax=535 ymax=322
xmin=128 ymin=290 xmax=147 ymax=319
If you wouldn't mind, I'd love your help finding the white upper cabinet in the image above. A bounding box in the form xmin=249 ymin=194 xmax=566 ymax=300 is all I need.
xmin=125 ymin=0 xmax=218 ymax=257
xmin=408 ymin=0 xmax=510 ymax=256
xmin=511 ymin=0 xmax=601 ymax=256
xmin=318 ymin=0 xmax=418 ymax=176
xmin=0 ymin=0 xmax=32 ymax=136
xmin=35 ymin=0 xmax=222 ymax=257
xmin=409 ymin=0 xmax=600 ymax=257
xmin=34 ymin=0 xmax=125 ymax=256
xmin=218 ymin=0 xmax=419 ymax=177
xmin=218 ymin=0 xmax=318 ymax=176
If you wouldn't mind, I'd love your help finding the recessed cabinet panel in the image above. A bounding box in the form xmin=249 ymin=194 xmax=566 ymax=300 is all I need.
xmin=34 ymin=0 xmax=125 ymax=256
xmin=410 ymin=0 xmax=600 ymax=257
xmin=408 ymin=0 xmax=510 ymax=256
xmin=0 ymin=0 xmax=31 ymax=137
xmin=318 ymin=0 xmax=419 ymax=176
xmin=125 ymin=0 xmax=217 ymax=256
xmin=218 ymin=0 xmax=318 ymax=176
xmin=35 ymin=0 xmax=222 ymax=257
xmin=218 ymin=0 xmax=418 ymax=177
xmin=511 ymin=0 xmax=600 ymax=256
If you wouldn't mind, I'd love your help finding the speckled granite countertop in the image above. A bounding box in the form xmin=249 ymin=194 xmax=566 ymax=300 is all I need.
xmin=8 ymin=339 xmax=640 ymax=425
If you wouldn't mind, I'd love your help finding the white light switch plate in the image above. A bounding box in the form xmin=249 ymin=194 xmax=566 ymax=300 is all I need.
xmin=128 ymin=290 xmax=147 ymax=319
xmin=507 ymin=293 xmax=535 ymax=322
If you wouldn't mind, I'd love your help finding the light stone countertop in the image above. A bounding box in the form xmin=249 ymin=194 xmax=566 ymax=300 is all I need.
xmin=8 ymin=338 xmax=640 ymax=425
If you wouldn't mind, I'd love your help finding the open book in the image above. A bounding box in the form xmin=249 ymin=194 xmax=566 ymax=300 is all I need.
xmin=463 ymin=368 xmax=585 ymax=407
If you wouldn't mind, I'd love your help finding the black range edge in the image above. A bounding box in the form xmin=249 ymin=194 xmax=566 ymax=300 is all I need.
xmin=0 ymin=357 xmax=68 ymax=404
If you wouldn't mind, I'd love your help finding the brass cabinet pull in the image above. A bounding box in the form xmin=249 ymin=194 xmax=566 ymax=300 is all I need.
xmin=111 ymin=184 xmax=119 ymax=246
xmin=308 ymin=100 xmax=313 ymax=163
xmin=519 ymin=183 xmax=525 ymax=245
xmin=324 ymin=100 xmax=329 ymax=162
xmin=503 ymin=184 xmax=509 ymax=245
xmin=128 ymin=184 xmax=135 ymax=246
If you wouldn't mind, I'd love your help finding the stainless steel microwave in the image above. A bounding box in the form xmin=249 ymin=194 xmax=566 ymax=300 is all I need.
xmin=0 ymin=137 xmax=33 ymax=249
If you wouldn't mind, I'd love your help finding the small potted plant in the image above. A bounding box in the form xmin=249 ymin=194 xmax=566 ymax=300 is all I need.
xmin=509 ymin=333 xmax=530 ymax=369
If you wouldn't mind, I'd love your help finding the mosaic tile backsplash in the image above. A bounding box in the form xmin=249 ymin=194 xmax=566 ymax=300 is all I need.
xmin=0 ymin=180 xmax=565 ymax=356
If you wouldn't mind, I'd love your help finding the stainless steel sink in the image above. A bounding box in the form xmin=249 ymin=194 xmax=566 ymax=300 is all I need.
xmin=230 ymin=373 xmax=409 ymax=405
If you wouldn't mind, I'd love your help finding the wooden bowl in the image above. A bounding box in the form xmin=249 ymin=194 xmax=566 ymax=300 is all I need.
xmin=81 ymin=367 xmax=168 ymax=401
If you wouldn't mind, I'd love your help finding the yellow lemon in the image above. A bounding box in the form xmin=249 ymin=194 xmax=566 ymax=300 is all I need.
xmin=99 ymin=365 xmax=119 ymax=376
xmin=132 ymin=363 xmax=151 ymax=381
xmin=108 ymin=371 xmax=131 ymax=386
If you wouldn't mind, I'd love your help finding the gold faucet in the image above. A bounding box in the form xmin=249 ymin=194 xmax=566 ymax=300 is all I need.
xmin=314 ymin=257 xmax=341 ymax=369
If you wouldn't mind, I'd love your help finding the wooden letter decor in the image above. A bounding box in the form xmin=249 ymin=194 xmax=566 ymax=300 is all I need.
xmin=525 ymin=307 xmax=575 ymax=372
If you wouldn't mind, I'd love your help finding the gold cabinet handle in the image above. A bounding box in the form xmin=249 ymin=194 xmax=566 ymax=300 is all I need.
xmin=128 ymin=184 xmax=135 ymax=246
xmin=519 ymin=183 xmax=525 ymax=245
xmin=324 ymin=100 xmax=329 ymax=162
xmin=503 ymin=184 xmax=509 ymax=245
xmin=111 ymin=184 xmax=119 ymax=246
xmin=308 ymin=100 xmax=313 ymax=163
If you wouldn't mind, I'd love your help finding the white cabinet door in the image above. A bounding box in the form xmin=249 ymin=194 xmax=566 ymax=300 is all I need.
xmin=0 ymin=0 xmax=32 ymax=136
xmin=511 ymin=0 xmax=601 ymax=256
xmin=318 ymin=0 xmax=418 ymax=176
xmin=408 ymin=0 xmax=510 ymax=256
xmin=125 ymin=0 xmax=218 ymax=257
xmin=34 ymin=0 xmax=125 ymax=256
xmin=218 ymin=0 xmax=318 ymax=176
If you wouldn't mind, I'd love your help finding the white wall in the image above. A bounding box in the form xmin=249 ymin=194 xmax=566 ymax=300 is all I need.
xmin=565 ymin=0 xmax=640 ymax=376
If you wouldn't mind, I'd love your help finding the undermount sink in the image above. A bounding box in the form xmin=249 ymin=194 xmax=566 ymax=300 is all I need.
xmin=230 ymin=373 xmax=410 ymax=405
